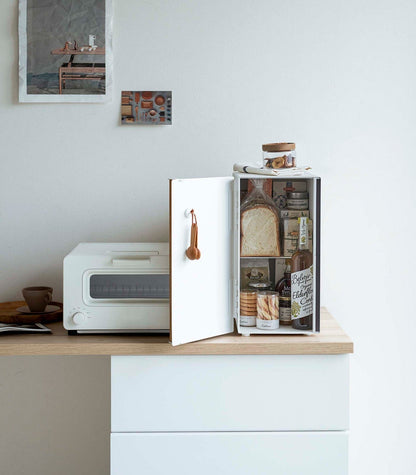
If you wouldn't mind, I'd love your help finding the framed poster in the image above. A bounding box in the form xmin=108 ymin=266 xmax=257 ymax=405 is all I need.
xmin=19 ymin=0 xmax=113 ymax=103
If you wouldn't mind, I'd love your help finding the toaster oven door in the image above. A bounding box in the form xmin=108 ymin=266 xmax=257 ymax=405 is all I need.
xmin=78 ymin=270 xmax=170 ymax=331
xmin=84 ymin=271 xmax=169 ymax=304
xmin=88 ymin=273 xmax=169 ymax=301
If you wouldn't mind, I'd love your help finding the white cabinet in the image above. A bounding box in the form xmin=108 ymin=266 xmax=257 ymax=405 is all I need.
xmin=111 ymin=353 xmax=350 ymax=474
xmin=111 ymin=355 xmax=349 ymax=432
xmin=111 ymin=432 xmax=348 ymax=475
xmin=169 ymin=172 xmax=321 ymax=346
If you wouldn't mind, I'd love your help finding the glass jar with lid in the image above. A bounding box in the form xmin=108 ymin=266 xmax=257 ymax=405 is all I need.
xmin=240 ymin=290 xmax=258 ymax=327
xmin=256 ymin=291 xmax=279 ymax=330
xmin=262 ymin=143 xmax=296 ymax=169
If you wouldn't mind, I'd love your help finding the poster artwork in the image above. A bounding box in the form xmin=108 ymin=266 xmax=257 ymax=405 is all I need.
xmin=19 ymin=0 xmax=112 ymax=103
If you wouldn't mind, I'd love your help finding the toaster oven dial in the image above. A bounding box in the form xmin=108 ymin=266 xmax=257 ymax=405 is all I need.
xmin=72 ymin=312 xmax=86 ymax=325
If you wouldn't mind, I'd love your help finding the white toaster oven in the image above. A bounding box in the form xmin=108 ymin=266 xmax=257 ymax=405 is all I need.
xmin=63 ymin=243 xmax=169 ymax=334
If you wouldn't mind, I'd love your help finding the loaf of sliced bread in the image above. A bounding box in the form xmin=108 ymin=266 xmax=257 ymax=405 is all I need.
xmin=241 ymin=205 xmax=280 ymax=257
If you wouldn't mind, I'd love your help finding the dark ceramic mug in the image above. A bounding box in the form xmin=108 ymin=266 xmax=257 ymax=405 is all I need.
xmin=22 ymin=286 xmax=53 ymax=313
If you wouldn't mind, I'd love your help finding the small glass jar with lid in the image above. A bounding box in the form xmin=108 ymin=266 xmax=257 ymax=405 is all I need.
xmin=262 ymin=143 xmax=296 ymax=169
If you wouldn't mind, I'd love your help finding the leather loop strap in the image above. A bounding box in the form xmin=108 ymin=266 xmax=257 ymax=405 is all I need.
xmin=185 ymin=210 xmax=201 ymax=260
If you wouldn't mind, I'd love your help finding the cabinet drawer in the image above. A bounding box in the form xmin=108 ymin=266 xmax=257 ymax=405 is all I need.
xmin=111 ymin=355 xmax=349 ymax=432
xmin=111 ymin=432 xmax=348 ymax=475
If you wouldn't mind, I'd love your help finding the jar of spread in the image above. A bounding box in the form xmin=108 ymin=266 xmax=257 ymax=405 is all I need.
xmin=279 ymin=296 xmax=291 ymax=325
xmin=287 ymin=191 xmax=309 ymax=210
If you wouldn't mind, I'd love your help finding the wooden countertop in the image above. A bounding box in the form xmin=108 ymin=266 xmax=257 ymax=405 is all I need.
xmin=0 ymin=308 xmax=352 ymax=356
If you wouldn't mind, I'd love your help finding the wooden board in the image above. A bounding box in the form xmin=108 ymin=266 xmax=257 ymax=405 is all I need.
xmin=121 ymin=105 xmax=132 ymax=116
xmin=0 ymin=308 xmax=352 ymax=356
xmin=0 ymin=301 xmax=62 ymax=324
xmin=51 ymin=47 xmax=105 ymax=55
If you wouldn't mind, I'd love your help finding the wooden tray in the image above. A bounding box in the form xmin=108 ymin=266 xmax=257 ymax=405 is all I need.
xmin=0 ymin=301 xmax=63 ymax=324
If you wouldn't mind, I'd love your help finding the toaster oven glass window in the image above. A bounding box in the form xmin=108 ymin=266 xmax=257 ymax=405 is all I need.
xmin=89 ymin=274 xmax=169 ymax=299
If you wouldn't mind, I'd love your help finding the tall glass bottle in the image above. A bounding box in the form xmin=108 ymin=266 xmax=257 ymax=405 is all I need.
xmin=276 ymin=260 xmax=291 ymax=297
xmin=291 ymin=217 xmax=313 ymax=330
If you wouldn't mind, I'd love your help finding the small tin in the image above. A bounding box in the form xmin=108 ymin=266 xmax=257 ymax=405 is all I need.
xmin=287 ymin=191 xmax=309 ymax=210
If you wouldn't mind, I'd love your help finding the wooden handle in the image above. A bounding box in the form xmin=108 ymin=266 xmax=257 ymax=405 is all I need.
xmin=185 ymin=210 xmax=201 ymax=260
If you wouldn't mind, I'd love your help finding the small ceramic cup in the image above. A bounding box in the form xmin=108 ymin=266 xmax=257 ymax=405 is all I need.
xmin=22 ymin=286 xmax=53 ymax=313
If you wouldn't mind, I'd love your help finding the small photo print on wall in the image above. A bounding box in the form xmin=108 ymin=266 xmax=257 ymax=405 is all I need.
xmin=121 ymin=91 xmax=172 ymax=125
xmin=18 ymin=0 xmax=113 ymax=103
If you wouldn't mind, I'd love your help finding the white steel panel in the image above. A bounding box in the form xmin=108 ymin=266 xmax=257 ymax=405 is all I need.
xmin=111 ymin=431 xmax=348 ymax=475
xmin=170 ymin=177 xmax=234 ymax=346
xmin=111 ymin=355 xmax=349 ymax=432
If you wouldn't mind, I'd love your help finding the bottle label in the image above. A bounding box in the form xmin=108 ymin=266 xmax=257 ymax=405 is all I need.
xmin=280 ymin=284 xmax=291 ymax=297
xmin=298 ymin=217 xmax=309 ymax=249
xmin=279 ymin=307 xmax=291 ymax=324
xmin=291 ymin=266 xmax=313 ymax=320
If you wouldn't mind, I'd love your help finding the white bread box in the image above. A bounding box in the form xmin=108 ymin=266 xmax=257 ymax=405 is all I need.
xmin=169 ymin=171 xmax=321 ymax=346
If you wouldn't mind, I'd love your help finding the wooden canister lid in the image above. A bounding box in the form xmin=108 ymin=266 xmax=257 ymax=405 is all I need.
xmin=262 ymin=142 xmax=296 ymax=152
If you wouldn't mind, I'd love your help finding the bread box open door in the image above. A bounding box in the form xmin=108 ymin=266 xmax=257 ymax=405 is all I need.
xmin=170 ymin=177 xmax=235 ymax=346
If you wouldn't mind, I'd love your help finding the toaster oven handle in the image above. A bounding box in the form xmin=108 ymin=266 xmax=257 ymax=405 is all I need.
xmin=112 ymin=257 xmax=151 ymax=266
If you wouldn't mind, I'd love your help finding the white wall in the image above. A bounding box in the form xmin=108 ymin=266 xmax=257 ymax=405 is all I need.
xmin=1 ymin=0 xmax=416 ymax=474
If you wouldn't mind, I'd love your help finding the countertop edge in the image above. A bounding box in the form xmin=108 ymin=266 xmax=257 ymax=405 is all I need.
xmin=0 ymin=341 xmax=354 ymax=356
xmin=0 ymin=308 xmax=353 ymax=356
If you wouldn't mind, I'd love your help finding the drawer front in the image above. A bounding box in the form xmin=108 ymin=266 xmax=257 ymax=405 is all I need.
xmin=111 ymin=432 xmax=348 ymax=475
xmin=111 ymin=355 xmax=349 ymax=432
